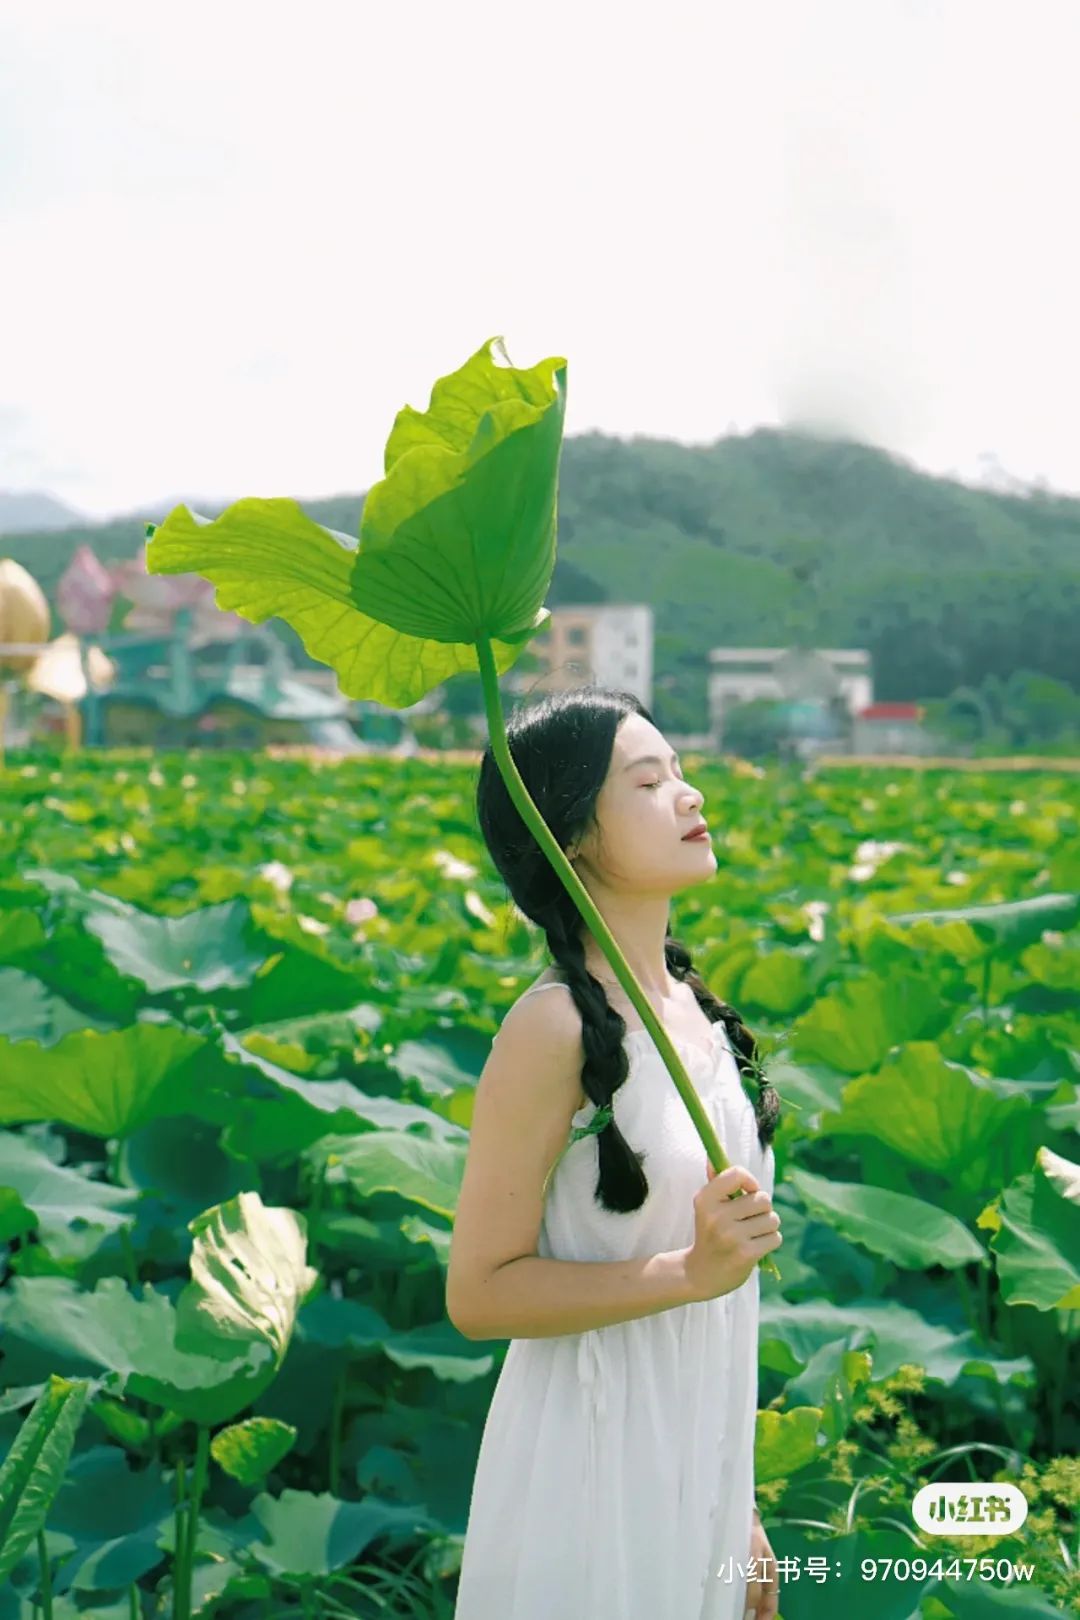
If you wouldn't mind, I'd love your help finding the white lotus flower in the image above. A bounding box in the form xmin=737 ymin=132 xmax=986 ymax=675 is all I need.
xmin=432 ymin=850 xmax=478 ymax=882
xmin=344 ymin=897 xmax=379 ymax=924
xmin=258 ymin=861 xmax=294 ymax=893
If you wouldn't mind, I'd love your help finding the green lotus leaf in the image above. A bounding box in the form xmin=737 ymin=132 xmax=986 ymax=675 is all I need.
xmin=175 ymin=1191 xmax=320 ymax=1368
xmin=144 ymin=335 xmax=566 ymax=707
xmin=210 ymin=1417 xmax=297 ymax=1485
xmin=83 ymin=897 xmax=271 ymax=993
xmin=304 ymin=1128 xmax=467 ymax=1223
xmin=44 ymin=1445 xmax=173 ymax=1593
xmin=752 ymin=1405 xmax=823 ymax=1483
xmin=0 ymin=909 xmax=47 ymax=967
xmin=885 ymin=891 xmax=1080 ymax=953
xmin=788 ymin=1166 xmax=988 ymax=1269
xmin=0 ymin=965 xmax=94 ymax=1043
xmin=0 ymin=1374 xmax=91 ymax=1583
xmin=738 ymin=948 xmax=813 ymax=1015
xmin=0 ymin=1185 xmax=36 ymax=1246
xmin=246 ymin=1488 xmax=433 ymax=1580
xmin=1020 ymin=937 xmax=1080 ymax=991
xmin=758 ymin=1295 xmax=1034 ymax=1390
xmin=0 ymin=1023 xmax=244 ymax=1137
xmin=993 ymin=1145 xmax=1080 ymax=1309
xmin=790 ymin=971 xmax=942 ymax=1075
xmin=0 ymin=1275 xmax=275 ymax=1426
xmin=820 ymin=1042 xmax=1039 ymax=1197
xmin=0 ymin=1130 xmax=138 ymax=1259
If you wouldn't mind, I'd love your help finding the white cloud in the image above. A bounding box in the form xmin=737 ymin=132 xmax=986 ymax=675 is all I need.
xmin=1 ymin=0 xmax=1078 ymax=519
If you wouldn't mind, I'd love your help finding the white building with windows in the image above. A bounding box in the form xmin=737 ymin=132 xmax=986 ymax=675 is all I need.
xmin=504 ymin=603 xmax=653 ymax=709
xmin=708 ymin=647 xmax=873 ymax=742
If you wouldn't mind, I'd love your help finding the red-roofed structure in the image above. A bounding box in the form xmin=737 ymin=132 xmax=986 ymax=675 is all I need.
xmin=857 ymin=702 xmax=925 ymax=721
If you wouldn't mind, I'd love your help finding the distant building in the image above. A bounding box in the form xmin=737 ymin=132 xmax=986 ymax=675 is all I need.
xmin=851 ymin=701 xmax=937 ymax=755
xmin=708 ymin=647 xmax=873 ymax=747
xmin=32 ymin=611 xmax=386 ymax=752
xmin=504 ymin=603 xmax=653 ymax=709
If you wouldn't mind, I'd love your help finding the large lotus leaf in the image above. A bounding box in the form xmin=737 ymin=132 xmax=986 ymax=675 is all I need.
xmin=296 ymin=1294 xmax=497 ymax=1382
xmin=819 ymin=1043 xmax=1039 ymax=1196
xmin=306 ymin=1129 xmax=468 ymax=1222
xmin=1045 ymin=1090 xmax=1080 ymax=1133
xmin=18 ymin=867 xmax=135 ymax=919
xmin=224 ymin=933 xmax=380 ymax=1027
xmin=752 ymin=1405 xmax=823 ymax=1484
xmin=0 ymin=1276 xmax=275 ymax=1426
xmin=738 ymin=949 xmax=814 ymax=1016
xmin=83 ymin=897 xmax=271 ymax=992
xmin=788 ymin=1167 xmax=987 ymax=1269
xmin=214 ymin=1025 xmax=465 ymax=1162
xmin=991 ymin=1145 xmax=1080 ymax=1309
xmin=0 ymin=907 xmax=46 ymax=963
xmin=1 ymin=872 xmax=143 ymax=1024
xmin=303 ymin=1208 xmax=448 ymax=1271
xmin=144 ymin=337 xmax=566 ymax=707
xmin=188 ymin=1557 xmax=271 ymax=1616
xmin=860 ymin=912 xmax=989 ymax=972
xmin=0 ymin=1375 xmax=91 ymax=1583
xmin=790 ymin=970 xmax=943 ymax=1074
xmin=245 ymin=1488 xmax=434 ymax=1580
xmin=38 ymin=1445 xmax=172 ymax=1593
xmin=885 ymin=891 xmax=1080 ymax=953
xmin=118 ymin=1112 xmax=255 ymax=1226
xmin=0 ymin=1023 xmax=241 ymax=1136
xmin=0 ymin=1130 xmax=138 ymax=1258
xmin=174 ymin=1191 xmax=319 ymax=1369
xmin=758 ymin=1296 xmax=1034 ymax=1390
xmin=1020 ymin=937 xmax=1080 ymax=992
xmin=0 ymin=968 xmax=108 ymax=1044
xmin=0 ymin=1186 xmax=36 ymax=1246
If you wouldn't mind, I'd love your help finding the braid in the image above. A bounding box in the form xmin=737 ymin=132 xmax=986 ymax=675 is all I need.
xmin=665 ymin=934 xmax=780 ymax=1152
xmin=543 ymin=910 xmax=651 ymax=1213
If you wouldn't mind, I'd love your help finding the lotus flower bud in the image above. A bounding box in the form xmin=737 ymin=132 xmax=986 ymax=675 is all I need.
xmin=0 ymin=559 xmax=50 ymax=673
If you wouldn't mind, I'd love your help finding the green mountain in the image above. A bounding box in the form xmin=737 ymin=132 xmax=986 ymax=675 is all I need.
xmin=2 ymin=429 xmax=1078 ymax=710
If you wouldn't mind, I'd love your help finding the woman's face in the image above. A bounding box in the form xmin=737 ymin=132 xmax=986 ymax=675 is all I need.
xmin=569 ymin=713 xmax=715 ymax=894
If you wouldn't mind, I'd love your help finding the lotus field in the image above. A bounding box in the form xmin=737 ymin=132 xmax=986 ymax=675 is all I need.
xmin=1 ymin=744 xmax=1078 ymax=1619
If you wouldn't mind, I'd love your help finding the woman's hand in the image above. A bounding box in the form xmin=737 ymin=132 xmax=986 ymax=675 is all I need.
xmin=744 ymin=1512 xmax=780 ymax=1620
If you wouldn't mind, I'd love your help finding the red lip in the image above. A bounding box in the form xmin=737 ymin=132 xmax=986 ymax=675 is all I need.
xmin=682 ymin=823 xmax=709 ymax=841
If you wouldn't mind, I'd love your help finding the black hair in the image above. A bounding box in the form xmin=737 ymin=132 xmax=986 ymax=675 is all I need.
xmin=475 ymin=683 xmax=780 ymax=1214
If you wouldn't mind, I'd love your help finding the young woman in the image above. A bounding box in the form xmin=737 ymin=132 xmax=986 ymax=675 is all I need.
xmin=447 ymin=685 xmax=782 ymax=1620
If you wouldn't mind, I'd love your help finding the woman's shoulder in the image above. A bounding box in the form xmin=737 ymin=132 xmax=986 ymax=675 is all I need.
xmin=523 ymin=968 xmax=569 ymax=994
xmin=499 ymin=969 xmax=574 ymax=1030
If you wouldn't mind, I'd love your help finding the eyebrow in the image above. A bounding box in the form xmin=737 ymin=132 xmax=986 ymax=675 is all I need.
xmin=622 ymin=752 xmax=681 ymax=773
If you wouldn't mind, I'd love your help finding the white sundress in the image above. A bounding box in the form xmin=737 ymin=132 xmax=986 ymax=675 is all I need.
xmin=453 ymin=979 xmax=777 ymax=1620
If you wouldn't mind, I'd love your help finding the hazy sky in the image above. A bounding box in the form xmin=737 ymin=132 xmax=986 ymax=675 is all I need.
xmin=3 ymin=0 xmax=1079 ymax=522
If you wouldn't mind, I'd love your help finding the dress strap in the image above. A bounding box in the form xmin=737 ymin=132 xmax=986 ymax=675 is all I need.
xmin=490 ymin=980 xmax=570 ymax=1047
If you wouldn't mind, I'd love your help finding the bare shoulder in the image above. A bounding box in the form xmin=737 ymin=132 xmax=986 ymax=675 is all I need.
xmin=500 ymin=970 xmax=579 ymax=1043
xmin=495 ymin=971 xmax=585 ymax=1107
